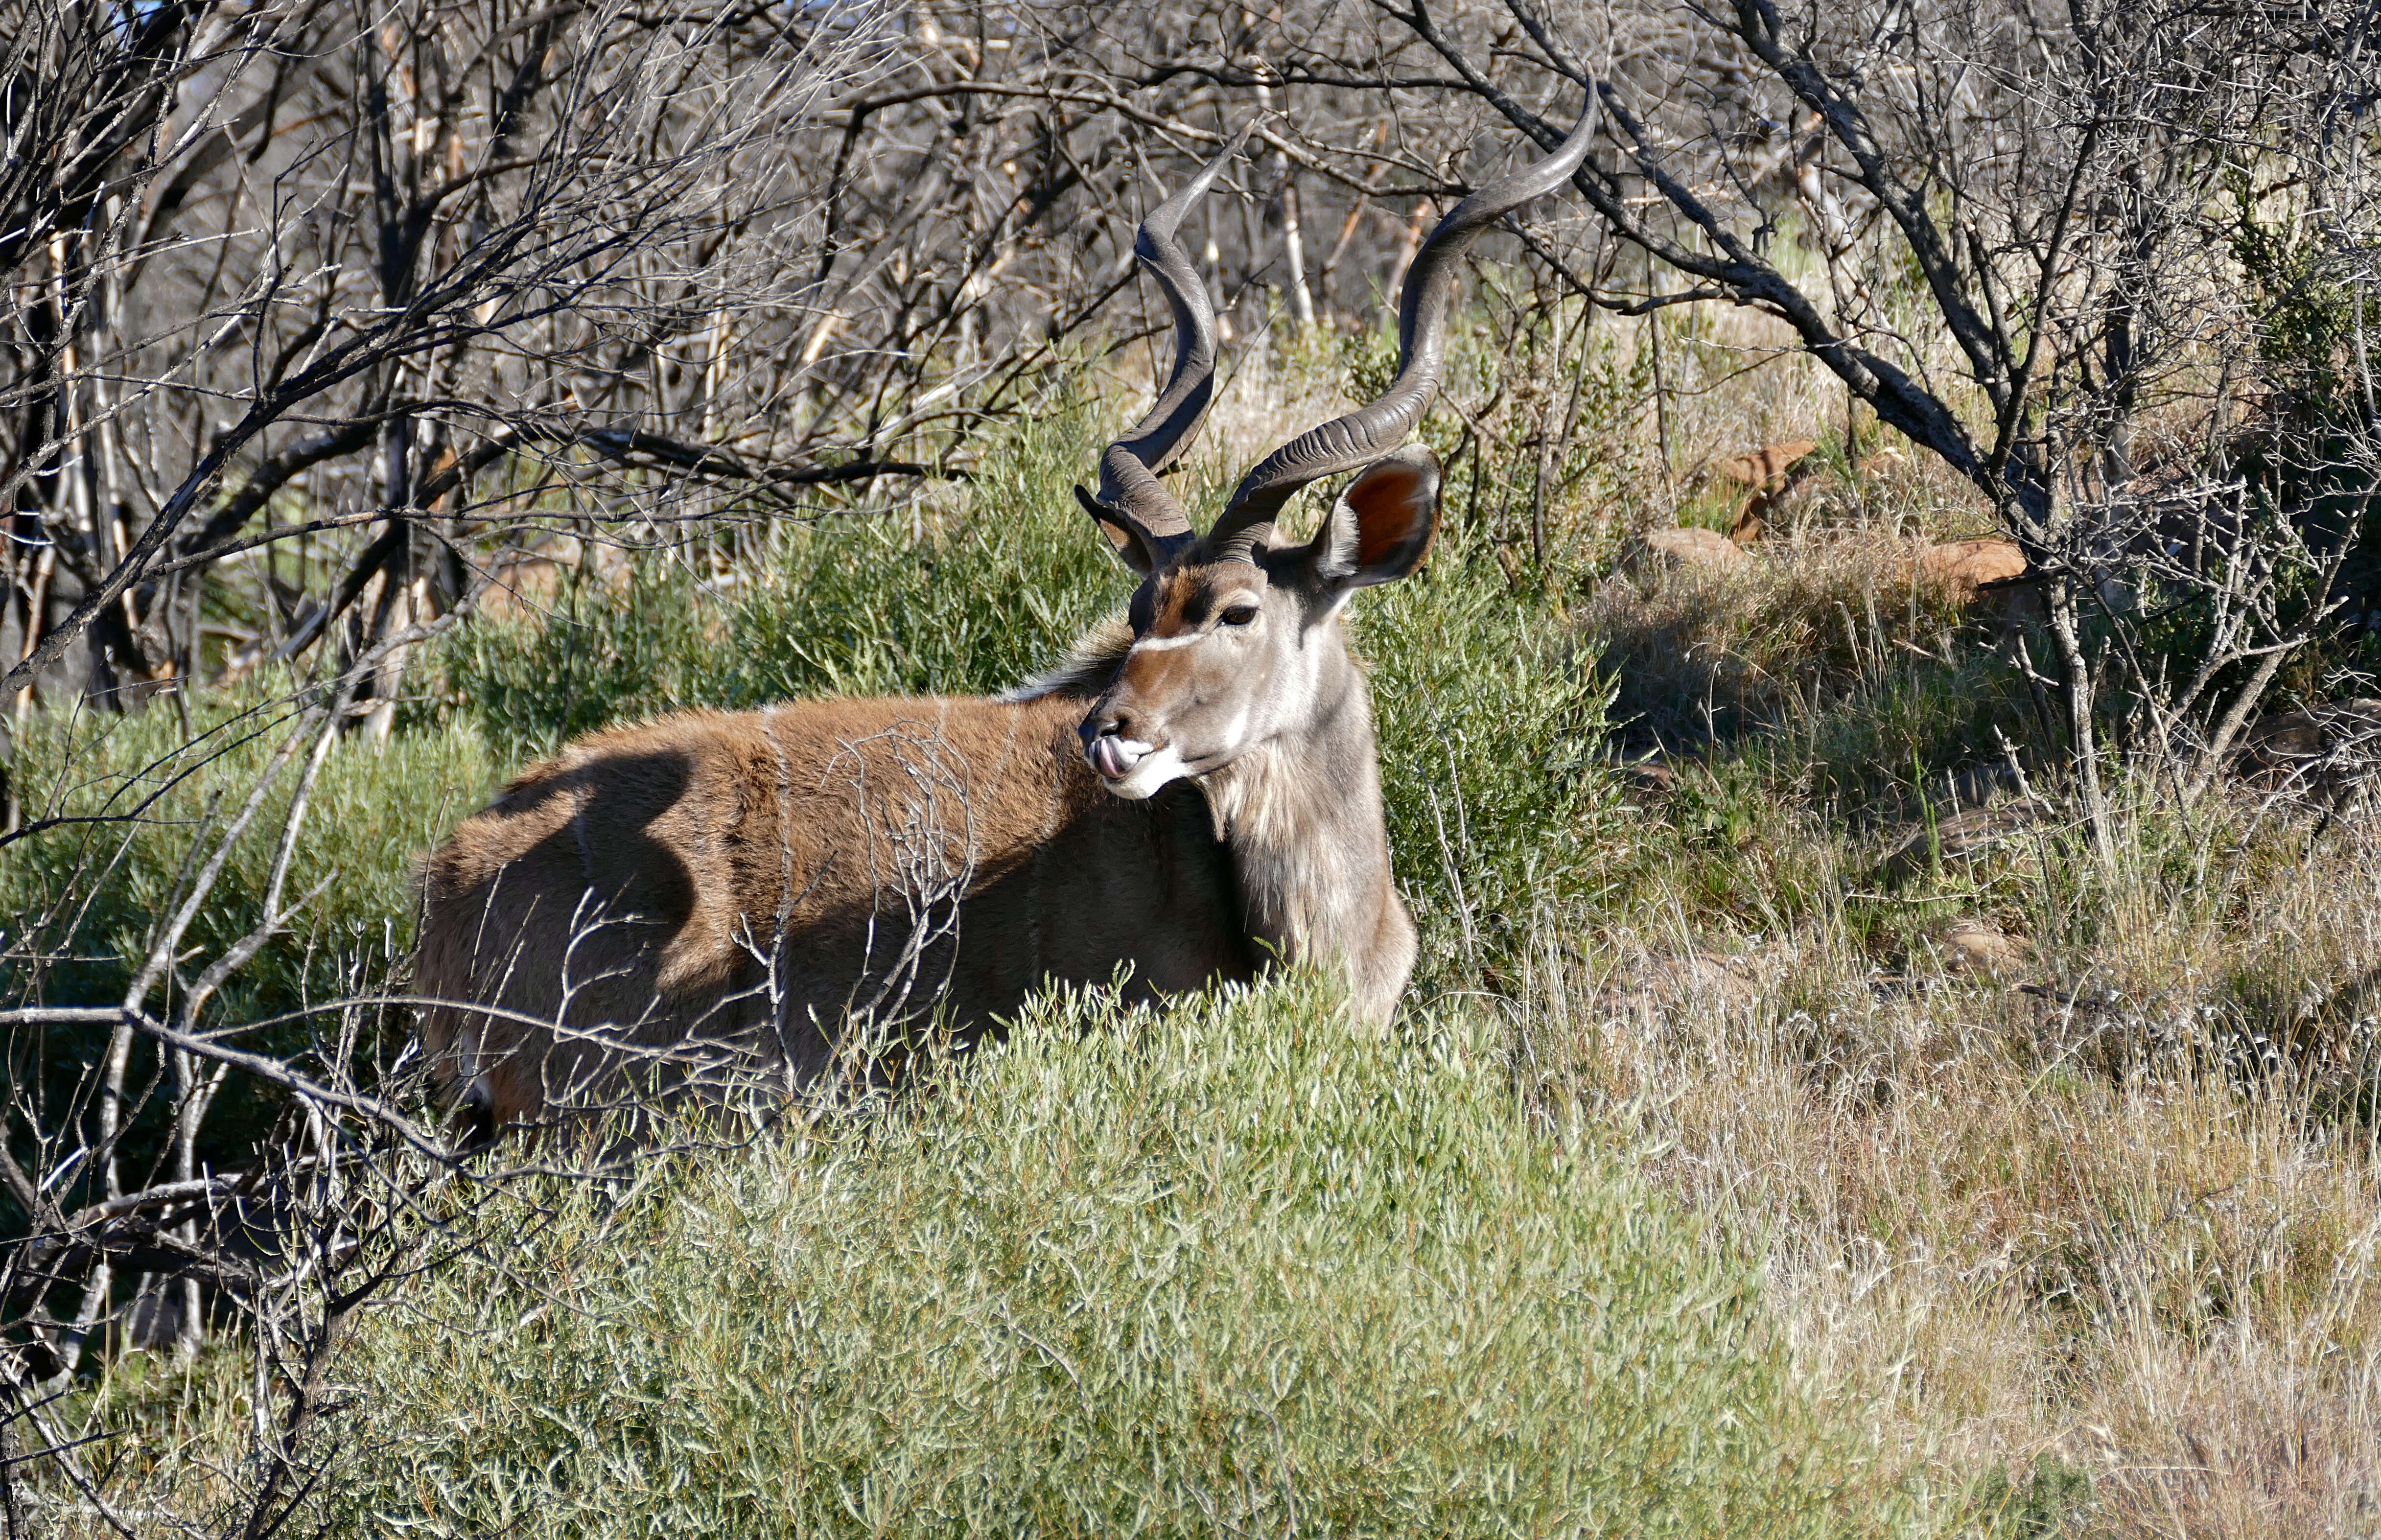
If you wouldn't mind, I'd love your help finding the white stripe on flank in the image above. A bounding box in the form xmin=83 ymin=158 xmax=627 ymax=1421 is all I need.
xmin=1129 ymin=631 xmax=1205 ymax=653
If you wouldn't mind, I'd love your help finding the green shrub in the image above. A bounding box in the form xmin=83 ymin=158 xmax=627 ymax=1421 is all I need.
xmin=6 ymin=391 xmax=1610 ymax=1204
xmin=4 ymin=678 xmax=495 ymax=1018
xmin=1357 ymin=556 xmax=1612 ymax=985
xmin=2 ymin=676 xmax=498 ymax=1185
xmin=333 ymin=980 xmax=1940 ymax=1539
xmin=438 ymin=412 xmax=1123 ymax=757
xmin=437 ymin=555 xmax=713 ymax=754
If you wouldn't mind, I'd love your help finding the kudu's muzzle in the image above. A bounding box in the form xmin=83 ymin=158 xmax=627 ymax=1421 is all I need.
xmin=1080 ymin=704 xmax=1152 ymax=783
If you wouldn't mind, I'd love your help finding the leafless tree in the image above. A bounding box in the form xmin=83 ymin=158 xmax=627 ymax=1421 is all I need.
xmin=0 ymin=3 xmax=890 ymax=1529
xmin=1224 ymin=0 xmax=2377 ymax=850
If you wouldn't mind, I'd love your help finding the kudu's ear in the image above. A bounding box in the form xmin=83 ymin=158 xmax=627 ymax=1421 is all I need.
xmin=1305 ymin=444 xmax=1441 ymax=590
xmin=1075 ymin=484 xmax=1163 ymax=576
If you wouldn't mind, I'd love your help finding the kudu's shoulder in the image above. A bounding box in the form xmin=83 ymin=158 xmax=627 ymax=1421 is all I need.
xmin=996 ymin=611 xmax=1133 ymax=703
xmin=441 ymin=696 xmax=1092 ymax=841
xmin=500 ymin=694 xmax=1083 ymax=770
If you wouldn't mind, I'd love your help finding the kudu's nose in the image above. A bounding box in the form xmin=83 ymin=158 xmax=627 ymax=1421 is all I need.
xmin=1081 ymin=709 xmax=1148 ymax=781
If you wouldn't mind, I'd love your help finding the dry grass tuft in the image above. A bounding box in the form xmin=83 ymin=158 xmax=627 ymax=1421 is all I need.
xmin=1534 ymin=787 xmax=2381 ymax=1539
xmin=1586 ymin=533 xmax=1982 ymax=751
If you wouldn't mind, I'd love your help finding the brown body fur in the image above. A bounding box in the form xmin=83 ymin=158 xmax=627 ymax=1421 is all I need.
xmin=414 ymin=448 xmax=1448 ymax=1136
xmin=415 ymin=688 xmax=1281 ymax=1128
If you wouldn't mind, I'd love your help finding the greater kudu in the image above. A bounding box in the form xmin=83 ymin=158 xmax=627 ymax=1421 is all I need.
xmin=414 ymin=108 xmax=1596 ymax=1138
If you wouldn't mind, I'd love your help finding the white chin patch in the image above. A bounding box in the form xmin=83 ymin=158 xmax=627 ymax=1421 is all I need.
xmin=1105 ymin=744 xmax=1191 ymax=800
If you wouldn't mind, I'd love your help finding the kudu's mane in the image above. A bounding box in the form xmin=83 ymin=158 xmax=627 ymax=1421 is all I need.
xmin=997 ymin=610 xmax=1135 ymax=703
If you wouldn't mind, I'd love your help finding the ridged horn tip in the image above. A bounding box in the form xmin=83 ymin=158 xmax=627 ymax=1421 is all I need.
xmin=1089 ymin=122 xmax=1256 ymax=554
xmin=1207 ymin=99 xmax=1600 ymax=556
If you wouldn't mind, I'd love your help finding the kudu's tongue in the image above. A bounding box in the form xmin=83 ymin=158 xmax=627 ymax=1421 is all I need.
xmin=1088 ymin=735 xmax=1141 ymax=780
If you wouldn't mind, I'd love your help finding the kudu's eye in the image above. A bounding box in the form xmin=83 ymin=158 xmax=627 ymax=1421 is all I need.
xmin=1218 ymin=604 xmax=1259 ymax=628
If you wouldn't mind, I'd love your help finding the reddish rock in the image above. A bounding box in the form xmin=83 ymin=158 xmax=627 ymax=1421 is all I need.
xmin=1618 ymin=756 xmax=1677 ymax=797
xmin=1916 ymin=538 xmax=2028 ymax=603
xmin=1933 ymin=920 xmax=2032 ymax=980
xmin=1718 ymin=439 xmax=1819 ymax=490
xmin=2239 ymin=698 xmax=2381 ymax=802
xmin=1633 ymin=526 xmax=1748 ymax=571
xmin=1881 ymin=802 xmax=2044 ymax=883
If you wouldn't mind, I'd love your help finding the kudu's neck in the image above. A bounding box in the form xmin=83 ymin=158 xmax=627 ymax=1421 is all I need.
xmin=1197 ymin=630 xmax=1413 ymax=1023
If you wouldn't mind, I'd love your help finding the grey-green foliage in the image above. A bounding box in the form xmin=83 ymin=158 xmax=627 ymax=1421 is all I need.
xmin=334 ymin=980 xmax=1936 ymax=1540
xmin=1970 ymin=1455 xmax=2097 ymax=1539
xmin=3 ymin=390 xmax=1605 ymax=1199
xmin=4 ymin=685 xmax=494 ymax=1005
xmin=1356 ymin=566 xmax=1611 ymax=984
xmin=1 ymin=680 xmax=495 ymax=1016
xmin=1 ymin=679 xmax=498 ymax=1183
xmin=438 ymin=412 xmax=1124 ymax=749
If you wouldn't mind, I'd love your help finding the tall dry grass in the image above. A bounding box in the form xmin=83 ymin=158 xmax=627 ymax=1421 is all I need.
xmin=1531 ymin=813 xmax=2381 ymax=1537
xmin=1532 ymin=297 xmax=2381 ymax=1535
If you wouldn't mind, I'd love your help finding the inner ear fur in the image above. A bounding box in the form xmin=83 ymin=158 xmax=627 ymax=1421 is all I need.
xmin=1309 ymin=444 xmax=1442 ymax=587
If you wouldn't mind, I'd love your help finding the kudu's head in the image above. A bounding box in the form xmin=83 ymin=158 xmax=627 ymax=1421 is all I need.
xmin=1074 ymin=110 xmax=1596 ymax=800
